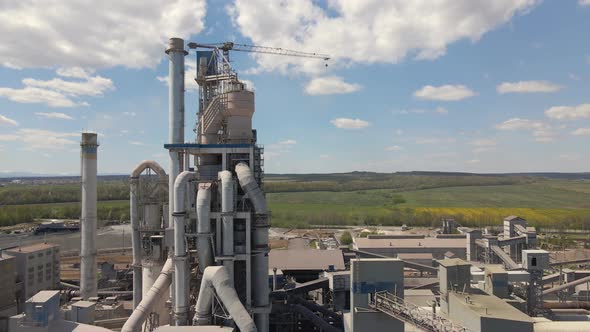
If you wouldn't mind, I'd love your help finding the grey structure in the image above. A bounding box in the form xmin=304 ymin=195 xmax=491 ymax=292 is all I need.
xmin=80 ymin=132 xmax=99 ymax=299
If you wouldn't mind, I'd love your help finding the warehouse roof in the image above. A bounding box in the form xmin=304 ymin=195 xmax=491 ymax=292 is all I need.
xmin=269 ymin=249 xmax=345 ymax=271
xmin=354 ymin=237 xmax=465 ymax=249
xmin=449 ymin=290 xmax=532 ymax=322
xmin=397 ymin=253 xmax=433 ymax=260
xmin=5 ymin=242 xmax=58 ymax=254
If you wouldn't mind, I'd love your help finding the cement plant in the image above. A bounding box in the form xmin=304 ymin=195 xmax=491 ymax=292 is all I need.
xmin=1 ymin=38 xmax=590 ymax=332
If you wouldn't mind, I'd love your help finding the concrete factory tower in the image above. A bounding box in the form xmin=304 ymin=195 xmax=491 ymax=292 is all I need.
xmin=80 ymin=132 xmax=98 ymax=299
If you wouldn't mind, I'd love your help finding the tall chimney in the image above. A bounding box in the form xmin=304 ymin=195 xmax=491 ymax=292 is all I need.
xmin=166 ymin=37 xmax=187 ymax=228
xmin=80 ymin=132 xmax=98 ymax=299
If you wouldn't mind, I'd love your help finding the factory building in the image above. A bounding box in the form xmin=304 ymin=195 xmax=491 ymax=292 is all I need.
xmin=0 ymin=254 xmax=17 ymax=329
xmin=269 ymin=249 xmax=345 ymax=282
xmin=4 ymin=243 xmax=60 ymax=311
xmin=353 ymin=237 xmax=467 ymax=259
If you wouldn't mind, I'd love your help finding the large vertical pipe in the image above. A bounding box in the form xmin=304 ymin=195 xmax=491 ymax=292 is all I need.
xmin=80 ymin=132 xmax=98 ymax=300
xmin=166 ymin=37 xmax=187 ymax=313
xmin=235 ymin=163 xmax=269 ymax=332
xmin=173 ymin=171 xmax=195 ymax=326
xmin=219 ymin=170 xmax=234 ymax=283
xmin=166 ymin=37 xmax=187 ymax=226
xmin=129 ymin=178 xmax=142 ymax=308
xmin=196 ymin=183 xmax=213 ymax=272
xmin=129 ymin=160 xmax=167 ymax=309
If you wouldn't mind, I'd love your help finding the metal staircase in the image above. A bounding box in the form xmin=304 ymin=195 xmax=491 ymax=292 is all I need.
xmin=201 ymin=93 xmax=228 ymax=136
xmin=369 ymin=291 xmax=471 ymax=332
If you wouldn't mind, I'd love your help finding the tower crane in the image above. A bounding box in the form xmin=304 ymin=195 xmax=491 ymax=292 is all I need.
xmin=187 ymin=41 xmax=330 ymax=61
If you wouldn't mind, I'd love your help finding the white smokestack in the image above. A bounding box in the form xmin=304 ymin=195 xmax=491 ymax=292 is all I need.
xmin=80 ymin=132 xmax=98 ymax=299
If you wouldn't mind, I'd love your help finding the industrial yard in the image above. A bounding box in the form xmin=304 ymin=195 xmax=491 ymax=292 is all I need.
xmin=1 ymin=2 xmax=590 ymax=332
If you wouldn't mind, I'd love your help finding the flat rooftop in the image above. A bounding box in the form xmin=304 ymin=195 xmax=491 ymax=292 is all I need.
xmin=354 ymin=237 xmax=465 ymax=249
xmin=27 ymin=290 xmax=60 ymax=303
xmin=397 ymin=253 xmax=433 ymax=260
xmin=269 ymin=249 xmax=345 ymax=271
xmin=5 ymin=242 xmax=59 ymax=254
xmin=449 ymin=290 xmax=532 ymax=322
xmin=438 ymin=258 xmax=471 ymax=267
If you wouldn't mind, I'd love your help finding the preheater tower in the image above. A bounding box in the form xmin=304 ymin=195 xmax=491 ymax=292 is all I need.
xmin=80 ymin=132 xmax=98 ymax=299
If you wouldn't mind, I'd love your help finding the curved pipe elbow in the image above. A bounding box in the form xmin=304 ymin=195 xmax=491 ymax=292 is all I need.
xmin=235 ymin=163 xmax=267 ymax=214
xmin=130 ymin=160 xmax=167 ymax=180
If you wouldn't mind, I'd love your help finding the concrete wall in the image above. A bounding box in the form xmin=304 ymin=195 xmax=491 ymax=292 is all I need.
xmin=349 ymin=258 xmax=405 ymax=332
xmin=358 ymin=247 xmax=466 ymax=260
xmin=0 ymin=256 xmax=17 ymax=315
xmin=5 ymin=245 xmax=60 ymax=309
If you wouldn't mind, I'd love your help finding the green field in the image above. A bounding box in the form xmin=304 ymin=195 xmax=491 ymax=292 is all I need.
xmin=1 ymin=174 xmax=590 ymax=230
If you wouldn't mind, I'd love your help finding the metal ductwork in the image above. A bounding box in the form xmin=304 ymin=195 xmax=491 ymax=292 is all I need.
xmin=219 ymin=170 xmax=235 ymax=282
xmin=129 ymin=160 xmax=167 ymax=308
xmin=194 ymin=266 xmax=257 ymax=332
xmin=236 ymin=162 xmax=269 ymax=332
xmin=173 ymin=171 xmax=195 ymax=325
xmin=196 ymin=182 xmax=213 ymax=272
xmin=121 ymin=258 xmax=173 ymax=332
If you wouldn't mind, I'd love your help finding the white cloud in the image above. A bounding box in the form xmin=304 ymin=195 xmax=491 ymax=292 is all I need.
xmin=384 ymin=145 xmax=402 ymax=151
xmin=0 ymin=114 xmax=18 ymax=126
xmin=579 ymin=0 xmax=590 ymax=6
xmin=545 ymin=103 xmax=590 ymax=120
xmin=0 ymin=128 xmax=79 ymax=150
xmin=330 ymin=118 xmax=370 ymax=129
xmin=123 ymin=112 xmax=137 ymax=117
xmin=129 ymin=141 xmax=145 ymax=146
xmin=472 ymin=147 xmax=495 ymax=154
xmin=467 ymin=159 xmax=481 ymax=164
xmin=497 ymin=80 xmax=562 ymax=94
xmin=435 ymin=107 xmax=448 ymax=115
xmin=0 ymin=87 xmax=87 ymax=108
xmin=496 ymin=118 xmax=557 ymax=142
xmin=278 ymin=139 xmax=297 ymax=145
xmin=35 ymin=112 xmax=74 ymax=120
xmin=572 ymin=128 xmax=590 ymax=136
xmin=156 ymin=61 xmax=199 ymax=91
xmin=496 ymin=118 xmax=544 ymax=130
xmin=304 ymin=76 xmax=361 ymax=95
xmin=0 ymin=0 xmax=207 ymax=69
xmin=228 ymin=0 xmax=537 ymax=75
xmin=414 ymin=85 xmax=475 ymax=101
xmin=415 ymin=137 xmax=456 ymax=144
xmin=471 ymin=139 xmax=497 ymax=147
xmin=0 ymin=68 xmax=113 ymax=107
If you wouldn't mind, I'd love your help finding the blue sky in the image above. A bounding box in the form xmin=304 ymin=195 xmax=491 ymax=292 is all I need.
xmin=0 ymin=0 xmax=589 ymax=175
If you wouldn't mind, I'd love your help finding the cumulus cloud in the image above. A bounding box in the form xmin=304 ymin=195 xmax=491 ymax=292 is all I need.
xmin=415 ymin=137 xmax=456 ymax=144
xmin=414 ymin=85 xmax=475 ymax=101
xmin=545 ymin=103 xmax=590 ymax=120
xmin=157 ymin=61 xmax=199 ymax=91
xmin=228 ymin=0 xmax=537 ymax=75
xmin=330 ymin=118 xmax=370 ymax=129
xmin=572 ymin=128 xmax=590 ymax=136
xmin=0 ymin=0 xmax=207 ymax=69
xmin=304 ymin=76 xmax=361 ymax=95
xmin=35 ymin=112 xmax=74 ymax=120
xmin=497 ymin=80 xmax=562 ymax=94
xmin=471 ymin=139 xmax=497 ymax=147
xmin=384 ymin=145 xmax=402 ymax=151
xmin=0 ymin=128 xmax=78 ymax=150
xmin=496 ymin=118 xmax=556 ymax=142
xmin=579 ymin=0 xmax=590 ymax=6
xmin=496 ymin=118 xmax=544 ymax=130
xmin=0 ymin=115 xmax=18 ymax=126
xmin=0 ymin=68 xmax=113 ymax=107
xmin=435 ymin=107 xmax=449 ymax=115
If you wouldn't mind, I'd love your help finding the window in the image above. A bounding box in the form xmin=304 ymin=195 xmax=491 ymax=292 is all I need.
xmin=37 ymin=253 xmax=43 ymax=258
xmin=531 ymin=257 xmax=537 ymax=266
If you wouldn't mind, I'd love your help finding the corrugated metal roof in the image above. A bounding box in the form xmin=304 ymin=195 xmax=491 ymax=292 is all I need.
xmin=354 ymin=237 xmax=465 ymax=249
xmin=269 ymin=249 xmax=345 ymax=271
xmin=397 ymin=253 xmax=433 ymax=260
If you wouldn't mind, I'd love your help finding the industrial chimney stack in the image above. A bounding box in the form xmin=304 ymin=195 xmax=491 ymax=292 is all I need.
xmin=80 ymin=132 xmax=98 ymax=299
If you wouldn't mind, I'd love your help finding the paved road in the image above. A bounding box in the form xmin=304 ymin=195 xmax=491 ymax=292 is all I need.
xmin=0 ymin=224 xmax=132 ymax=251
